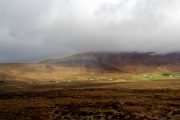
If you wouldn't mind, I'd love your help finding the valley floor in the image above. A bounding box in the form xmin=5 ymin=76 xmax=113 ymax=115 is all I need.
xmin=0 ymin=80 xmax=180 ymax=120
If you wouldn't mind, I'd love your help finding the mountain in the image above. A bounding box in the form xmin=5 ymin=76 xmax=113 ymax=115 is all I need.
xmin=40 ymin=53 xmax=98 ymax=68
xmin=40 ymin=52 xmax=180 ymax=72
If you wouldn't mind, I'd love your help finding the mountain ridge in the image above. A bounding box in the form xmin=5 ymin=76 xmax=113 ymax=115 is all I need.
xmin=39 ymin=52 xmax=180 ymax=72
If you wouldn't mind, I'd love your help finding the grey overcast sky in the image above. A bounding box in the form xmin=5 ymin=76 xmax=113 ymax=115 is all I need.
xmin=0 ymin=0 xmax=180 ymax=63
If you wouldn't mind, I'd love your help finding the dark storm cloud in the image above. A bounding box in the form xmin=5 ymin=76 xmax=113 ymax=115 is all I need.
xmin=0 ymin=0 xmax=180 ymax=63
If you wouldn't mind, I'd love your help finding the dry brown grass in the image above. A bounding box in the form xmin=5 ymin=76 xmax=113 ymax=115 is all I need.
xmin=0 ymin=81 xmax=179 ymax=120
xmin=0 ymin=64 xmax=179 ymax=84
xmin=0 ymin=64 xmax=179 ymax=119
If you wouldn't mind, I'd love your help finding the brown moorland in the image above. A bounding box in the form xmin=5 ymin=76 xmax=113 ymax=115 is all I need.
xmin=0 ymin=52 xmax=180 ymax=120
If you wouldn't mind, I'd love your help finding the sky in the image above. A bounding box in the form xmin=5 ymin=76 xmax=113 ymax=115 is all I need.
xmin=0 ymin=0 xmax=180 ymax=63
